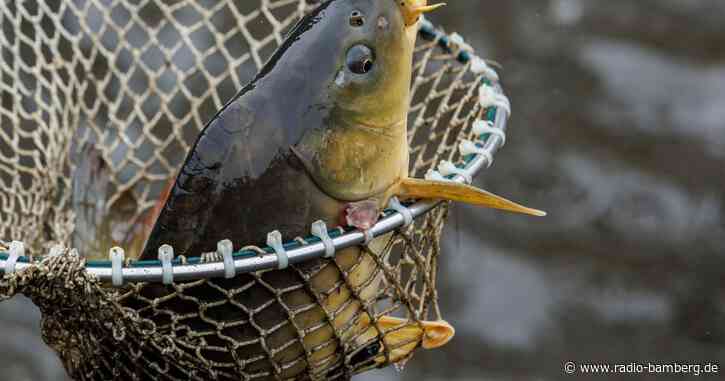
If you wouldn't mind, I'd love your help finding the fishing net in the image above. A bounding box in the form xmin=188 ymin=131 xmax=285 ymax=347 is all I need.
xmin=0 ymin=0 xmax=508 ymax=379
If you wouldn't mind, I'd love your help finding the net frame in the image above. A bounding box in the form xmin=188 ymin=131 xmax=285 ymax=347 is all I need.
xmin=0 ymin=1 xmax=514 ymax=378
xmin=0 ymin=19 xmax=509 ymax=284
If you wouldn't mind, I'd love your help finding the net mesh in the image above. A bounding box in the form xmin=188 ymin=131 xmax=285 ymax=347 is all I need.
xmin=0 ymin=0 xmax=498 ymax=379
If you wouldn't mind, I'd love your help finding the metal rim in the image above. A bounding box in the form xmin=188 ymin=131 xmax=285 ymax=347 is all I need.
xmin=0 ymin=20 xmax=510 ymax=284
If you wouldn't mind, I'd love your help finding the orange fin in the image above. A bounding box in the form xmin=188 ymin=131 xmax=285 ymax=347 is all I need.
xmin=376 ymin=316 xmax=455 ymax=350
xmin=134 ymin=178 xmax=175 ymax=254
xmin=394 ymin=178 xmax=546 ymax=217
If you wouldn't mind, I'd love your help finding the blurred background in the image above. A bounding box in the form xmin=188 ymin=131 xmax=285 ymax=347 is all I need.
xmin=1 ymin=0 xmax=724 ymax=380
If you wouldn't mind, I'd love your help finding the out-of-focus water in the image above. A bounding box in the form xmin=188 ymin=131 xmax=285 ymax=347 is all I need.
xmin=1 ymin=0 xmax=724 ymax=380
xmin=363 ymin=0 xmax=725 ymax=379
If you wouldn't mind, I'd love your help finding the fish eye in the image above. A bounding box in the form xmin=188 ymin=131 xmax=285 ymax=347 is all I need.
xmin=346 ymin=45 xmax=374 ymax=75
xmin=350 ymin=10 xmax=365 ymax=27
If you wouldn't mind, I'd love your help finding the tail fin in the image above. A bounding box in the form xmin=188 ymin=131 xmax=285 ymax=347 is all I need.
xmin=71 ymin=143 xmax=175 ymax=260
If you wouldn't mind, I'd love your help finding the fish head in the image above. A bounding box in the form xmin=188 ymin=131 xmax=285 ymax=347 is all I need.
xmin=328 ymin=0 xmax=442 ymax=129
xmin=292 ymin=0 xmax=444 ymax=202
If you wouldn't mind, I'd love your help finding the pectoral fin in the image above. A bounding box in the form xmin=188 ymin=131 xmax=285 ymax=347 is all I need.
xmin=394 ymin=178 xmax=546 ymax=217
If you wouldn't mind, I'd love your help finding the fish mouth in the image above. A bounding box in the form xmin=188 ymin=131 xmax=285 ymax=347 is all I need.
xmin=399 ymin=0 xmax=446 ymax=27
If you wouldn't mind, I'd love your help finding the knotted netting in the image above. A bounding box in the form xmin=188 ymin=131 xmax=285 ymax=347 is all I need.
xmin=0 ymin=0 xmax=510 ymax=379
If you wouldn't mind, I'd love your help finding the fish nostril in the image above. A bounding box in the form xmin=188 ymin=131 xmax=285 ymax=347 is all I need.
xmin=350 ymin=10 xmax=365 ymax=27
xmin=377 ymin=15 xmax=389 ymax=29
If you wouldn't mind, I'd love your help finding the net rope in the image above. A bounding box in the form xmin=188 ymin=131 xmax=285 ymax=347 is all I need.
xmin=0 ymin=1 xmax=507 ymax=379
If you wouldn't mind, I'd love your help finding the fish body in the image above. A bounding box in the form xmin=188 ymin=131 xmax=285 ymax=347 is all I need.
xmin=136 ymin=1 xmax=451 ymax=376
xmin=133 ymin=0 xmax=543 ymax=376
xmin=142 ymin=0 xmax=413 ymax=258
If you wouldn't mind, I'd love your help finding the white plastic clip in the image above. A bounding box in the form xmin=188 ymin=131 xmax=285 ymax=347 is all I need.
xmin=459 ymin=140 xmax=494 ymax=168
xmin=48 ymin=245 xmax=64 ymax=257
xmin=267 ymin=231 xmax=288 ymax=270
xmin=449 ymin=32 xmax=474 ymax=52
xmin=479 ymin=84 xmax=511 ymax=116
xmin=389 ymin=197 xmax=414 ymax=227
xmin=362 ymin=229 xmax=374 ymax=245
xmin=311 ymin=220 xmax=335 ymax=258
xmin=5 ymin=241 xmax=24 ymax=275
xmin=217 ymin=239 xmax=235 ymax=279
xmin=419 ymin=15 xmax=432 ymax=28
xmin=472 ymin=120 xmax=506 ymax=146
xmin=425 ymin=169 xmax=453 ymax=182
xmin=158 ymin=245 xmax=174 ymax=285
xmin=470 ymin=56 xmax=500 ymax=81
xmin=109 ymin=247 xmax=125 ymax=287
xmin=438 ymin=161 xmax=472 ymax=184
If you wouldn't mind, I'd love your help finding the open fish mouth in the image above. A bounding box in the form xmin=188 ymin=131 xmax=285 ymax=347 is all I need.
xmin=399 ymin=0 xmax=446 ymax=26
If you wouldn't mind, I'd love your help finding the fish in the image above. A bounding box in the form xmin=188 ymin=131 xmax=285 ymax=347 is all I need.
xmin=133 ymin=0 xmax=543 ymax=376
xmin=140 ymin=0 xmax=542 ymax=260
